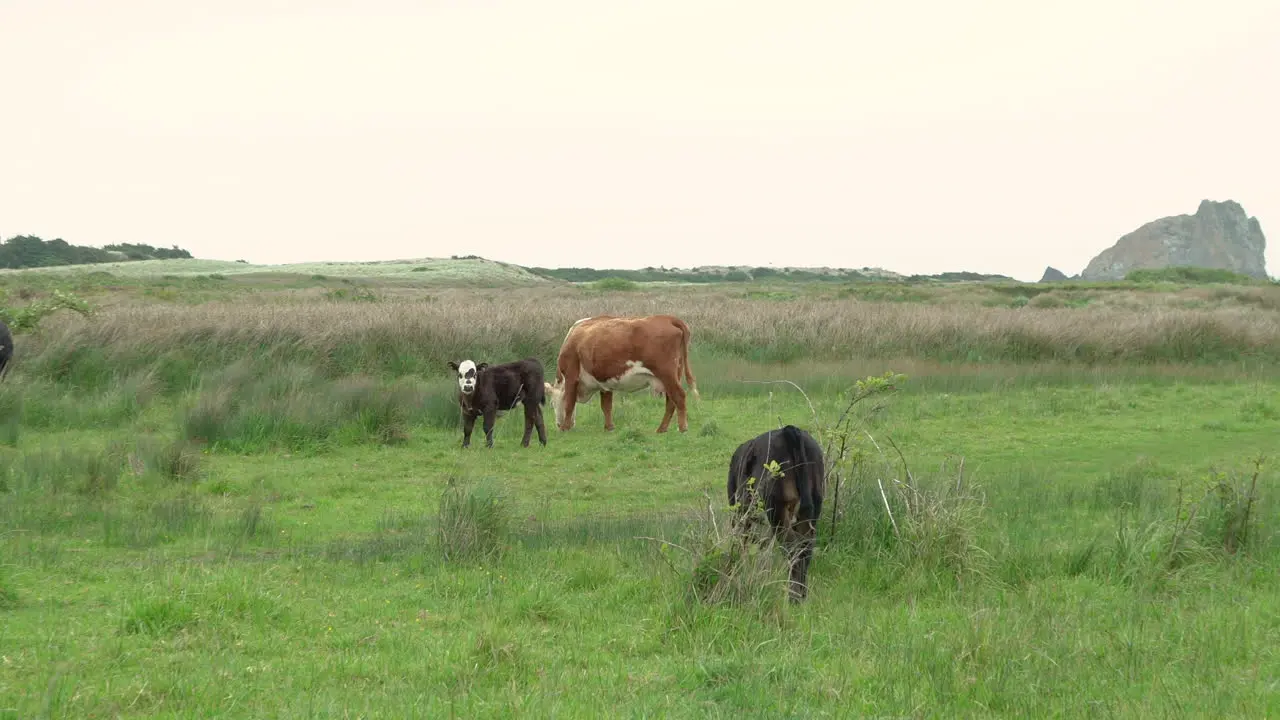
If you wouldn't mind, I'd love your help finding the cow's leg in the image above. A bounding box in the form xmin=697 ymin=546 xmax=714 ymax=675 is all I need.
xmin=559 ymin=376 xmax=580 ymax=431
xmin=656 ymin=394 xmax=676 ymax=433
xmin=674 ymin=384 xmax=690 ymax=433
xmin=653 ymin=369 xmax=686 ymax=433
xmin=520 ymin=401 xmax=537 ymax=447
xmin=600 ymin=391 xmax=615 ymax=431
xmin=787 ymin=509 xmax=819 ymax=603
xmin=533 ymin=404 xmax=548 ymax=446
xmin=461 ymin=411 xmax=477 ymax=448
xmin=482 ymin=408 xmax=497 ymax=448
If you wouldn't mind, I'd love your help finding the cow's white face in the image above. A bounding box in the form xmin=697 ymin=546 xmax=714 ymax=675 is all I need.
xmin=449 ymin=359 xmax=482 ymax=395
xmin=544 ymin=381 xmax=571 ymax=429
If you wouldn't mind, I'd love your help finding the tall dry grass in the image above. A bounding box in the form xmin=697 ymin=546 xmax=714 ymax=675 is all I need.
xmin=15 ymin=286 xmax=1280 ymax=392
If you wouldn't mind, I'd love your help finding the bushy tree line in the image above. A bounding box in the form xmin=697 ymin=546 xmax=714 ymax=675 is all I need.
xmin=0 ymin=235 xmax=193 ymax=269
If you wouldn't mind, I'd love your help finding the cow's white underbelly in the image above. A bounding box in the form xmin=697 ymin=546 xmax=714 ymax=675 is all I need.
xmin=577 ymin=360 xmax=664 ymax=401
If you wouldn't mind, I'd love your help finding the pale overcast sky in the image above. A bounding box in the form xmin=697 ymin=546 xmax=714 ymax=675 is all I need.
xmin=2 ymin=0 xmax=1276 ymax=281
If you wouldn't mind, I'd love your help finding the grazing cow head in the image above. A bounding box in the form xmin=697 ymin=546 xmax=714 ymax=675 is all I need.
xmin=448 ymin=360 xmax=487 ymax=395
xmin=543 ymin=381 xmax=572 ymax=430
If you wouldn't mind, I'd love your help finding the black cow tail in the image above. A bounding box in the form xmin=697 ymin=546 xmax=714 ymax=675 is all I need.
xmin=782 ymin=425 xmax=814 ymax=518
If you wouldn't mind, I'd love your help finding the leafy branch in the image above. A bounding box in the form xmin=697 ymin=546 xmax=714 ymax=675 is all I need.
xmin=0 ymin=289 xmax=95 ymax=333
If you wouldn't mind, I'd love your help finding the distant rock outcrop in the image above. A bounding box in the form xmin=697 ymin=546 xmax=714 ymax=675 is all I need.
xmin=1039 ymin=266 xmax=1069 ymax=283
xmin=1080 ymin=200 xmax=1268 ymax=281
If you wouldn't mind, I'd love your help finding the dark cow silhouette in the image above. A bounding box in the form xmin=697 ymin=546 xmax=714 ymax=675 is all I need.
xmin=448 ymin=357 xmax=548 ymax=448
xmin=726 ymin=424 xmax=826 ymax=602
xmin=0 ymin=319 xmax=12 ymax=381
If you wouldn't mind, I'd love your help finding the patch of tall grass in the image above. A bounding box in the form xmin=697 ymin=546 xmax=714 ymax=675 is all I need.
xmin=179 ymin=360 xmax=458 ymax=453
xmin=0 ymin=432 xmax=219 ymax=552
xmin=657 ymin=501 xmax=794 ymax=619
xmin=320 ymin=476 xmax=516 ymax=567
xmin=0 ymin=372 xmax=163 ymax=434
xmin=826 ymin=459 xmax=992 ymax=594
xmin=0 ymin=434 xmax=201 ymax=498
xmin=14 ymin=288 xmax=1280 ymax=399
xmin=437 ymin=477 xmax=512 ymax=563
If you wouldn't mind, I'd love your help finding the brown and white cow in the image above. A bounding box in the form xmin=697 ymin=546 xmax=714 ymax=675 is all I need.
xmin=543 ymin=314 xmax=700 ymax=433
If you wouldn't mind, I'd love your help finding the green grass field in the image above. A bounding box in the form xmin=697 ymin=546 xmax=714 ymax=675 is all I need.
xmin=1 ymin=266 xmax=1278 ymax=718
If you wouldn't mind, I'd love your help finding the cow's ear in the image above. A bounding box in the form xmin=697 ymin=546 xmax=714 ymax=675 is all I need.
xmin=447 ymin=361 xmax=459 ymax=372
xmin=476 ymin=362 xmax=489 ymax=372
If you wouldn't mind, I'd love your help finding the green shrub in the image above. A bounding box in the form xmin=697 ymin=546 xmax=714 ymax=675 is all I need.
xmin=1126 ymin=266 xmax=1260 ymax=285
xmin=591 ymin=277 xmax=639 ymax=291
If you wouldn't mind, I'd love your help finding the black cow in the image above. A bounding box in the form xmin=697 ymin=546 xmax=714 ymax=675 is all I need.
xmin=447 ymin=357 xmax=549 ymax=448
xmin=727 ymin=424 xmax=826 ymax=602
xmin=0 ymin=319 xmax=13 ymax=381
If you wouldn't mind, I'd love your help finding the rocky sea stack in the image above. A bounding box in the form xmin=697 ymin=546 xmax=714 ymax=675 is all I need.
xmin=1038 ymin=266 xmax=1070 ymax=283
xmin=1080 ymin=200 xmax=1267 ymax=281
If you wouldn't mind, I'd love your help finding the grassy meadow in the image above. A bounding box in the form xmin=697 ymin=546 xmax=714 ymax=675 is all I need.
xmin=1 ymin=259 xmax=1279 ymax=718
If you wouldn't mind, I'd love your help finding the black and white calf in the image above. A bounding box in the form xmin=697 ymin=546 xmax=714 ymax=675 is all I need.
xmin=447 ymin=358 xmax=549 ymax=448
xmin=727 ymin=425 xmax=826 ymax=602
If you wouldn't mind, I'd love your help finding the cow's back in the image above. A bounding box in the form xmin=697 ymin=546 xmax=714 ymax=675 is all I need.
xmin=563 ymin=315 xmax=683 ymax=381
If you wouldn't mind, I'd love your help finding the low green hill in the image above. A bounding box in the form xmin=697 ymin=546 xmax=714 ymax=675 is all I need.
xmin=0 ymin=256 xmax=552 ymax=286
